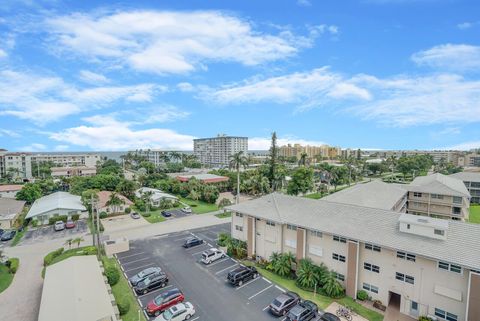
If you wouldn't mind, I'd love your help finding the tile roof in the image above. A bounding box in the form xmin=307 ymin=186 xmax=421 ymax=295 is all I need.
xmin=227 ymin=192 xmax=480 ymax=269
xmin=0 ymin=184 xmax=23 ymax=192
xmin=409 ymin=173 xmax=470 ymax=197
xmin=0 ymin=198 xmax=25 ymax=220
xmin=26 ymin=192 xmax=86 ymax=219
xmin=96 ymin=191 xmax=133 ymax=209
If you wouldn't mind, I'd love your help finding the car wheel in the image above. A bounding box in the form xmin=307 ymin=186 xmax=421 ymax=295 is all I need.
xmin=221 ymin=254 xmax=226 ymax=258
xmin=161 ymin=282 xmax=166 ymax=288
xmin=283 ymin=310 xmax=287 ymax=316
xmin=253 ymin=273 xmax=258 ymax=279
xmin=143 ymin=290 xmax=148 ymax=295
xmin=238 ymin=280 xmax=243 ymax=286
xmin=154 ymin=311 xmax=160 ymax=316
xmin=185 ymin=314 xmax=191 ymax=320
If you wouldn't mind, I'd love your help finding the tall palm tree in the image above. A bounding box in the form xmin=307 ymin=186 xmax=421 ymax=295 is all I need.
xmin=229 ymin=151 xmax=248 ymax=204
xmin=72 ymin=237 xmax=84 ymax=248
xmin=169 ymin=151 xmax=182 ymax=163
xmin=106 ymin=192 xmax=124 ymax=214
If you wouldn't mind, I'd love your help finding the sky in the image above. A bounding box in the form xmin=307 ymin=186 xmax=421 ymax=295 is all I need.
xmin=0 ymin=0 xmax=479 ymax=152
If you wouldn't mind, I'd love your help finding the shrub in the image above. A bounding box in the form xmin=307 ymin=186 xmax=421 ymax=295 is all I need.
xmin=7 ymin=258 xmax=19 ymax=274
xmin=44 ymin=248 xmax=64 ymax=266
xmin=117 ymin=297 xmax=130 ymax=315
xmin=99 ymin=212 xmax=108 ymax=219
xmin=71 ymin=214 xmax=80 ymax=221
xmin=357 ymin=290 xmax=368 ymax=301
xmin=141 ymin=212 xmax=151 ymax=217
xmin=105 ymin=266 xmax=120 ymax=286
xmin=419 ymin=317 xmax=432 ymax=321
xmin=31 ymin=220 xmax=38 ymax=227
xmin=48 ymin=215 xmax=68 ymax=225
xmin=83 ymin=246 xmax=97 ymax=255
xmin=124 ymin=207 xmax=131 ymax=214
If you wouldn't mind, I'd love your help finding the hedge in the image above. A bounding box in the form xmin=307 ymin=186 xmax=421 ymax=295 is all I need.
xmin=99 ymin=212 xmax=108 ymax=219
xmin=124 ymin=207 xmax=131 ymax=214
xmin=7 ymin=258 xmax=19 ymax=274
xmin=117 ymin=297 xmax=130 ymax=315
xmin=105 ymin=266 xmax=120 ymax=286
xmin=357 ymin=290 xmax=368 ymax=301
xmin=44 ymin=248 xmax=64 ymax=266
xmin=71 ymin=214 xmax=80 ymax=221
xmin=48 ymin=215 xmax=68 ymax=225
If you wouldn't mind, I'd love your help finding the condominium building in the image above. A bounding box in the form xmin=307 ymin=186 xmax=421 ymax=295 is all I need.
xmin=278 ymin=144 xmax=341 ymax=160
xmin=131 ymin=149 xmax=183 ymax=167
xmin=0 ymin=150 xmax=32 ymax=180
xmin=228 ymin=193 xmax=480 ymax=321
xmin=50 ymin=166 xmax=97 ymax=178
xmin=31 ymin=153 xmax=101 ymax=168
xmin=458 ymin=154 xmax=480 ymax=168
xmin=193 ymin=134 xmax=248 ymax=167
xmin=407 ymin=174 xmax=471 ymax=221
xmin=371 ymin=150 xmax=462 ymax=164
xmin=450 ymin=172 xmax=480 ymax=204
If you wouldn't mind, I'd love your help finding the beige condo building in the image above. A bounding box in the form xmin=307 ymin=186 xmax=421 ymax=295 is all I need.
xmin=228 ymin=193 xmax=480 ymax=321
xmin=278 ymin=144 xmax=341 ymax=160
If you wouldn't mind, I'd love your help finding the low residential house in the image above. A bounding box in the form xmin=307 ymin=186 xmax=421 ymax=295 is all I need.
xmin=0 ymin=184 xmax=23 ymax=198
xmin=407 ymin=173 xmax=471 ymax=221
xmin=39 ymin=255 xmax=120 ymax=321
xmin=176 ymin=173 xmax=229 ymax=184
xmin=26 ymin=192 xmax=87 ymax=224
xmin=227 ymin=193 xmax=480 ymax=321
xmin=0 ymin=198 xmax=25 ymax=229
xmin=135 ymin=187 xmax=178 ymax=207
xmin=50 ymin=166 xmax=97 ymax=178
xmin=97 ymin=191 xmax=133 ymax=214
xmin=450 ymin=172 xmax=480 ymax=204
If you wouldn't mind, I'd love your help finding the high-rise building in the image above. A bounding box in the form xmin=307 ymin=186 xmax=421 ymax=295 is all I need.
xmin=193 ymin=134 xmax=248 ymax=167
xmin=0 ymin=150 xmax=32 ymax=180
xmin=278 ymin=144 xmax=340 ymax=160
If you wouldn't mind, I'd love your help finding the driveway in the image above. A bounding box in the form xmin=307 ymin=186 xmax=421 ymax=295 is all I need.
xmin=101 ymin=214 xmax=149 ymax=233
xmin=19 ymin=220 xmax=88 ymax=246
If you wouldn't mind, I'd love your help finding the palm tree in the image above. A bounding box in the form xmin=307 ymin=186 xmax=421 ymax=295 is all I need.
xmin=169 ymin=151 xmax=182 ymax=163
xmin=106 ymin=192 xmax=125 ymax=214
xmin=296 ymin=258 xmax=319 ymax=289
xmin=188 ymin=189 xmax=200 ymax=201
xmin=141 ymin=191 xmax=154 ymax=213
xmin=298 ymin=152 xmax=308 ymax=166
xmin=322 ymin=271 xmax=345 ymax=298
xmin=72 ymin=237 xmax=84 ymax=248
xmin=229 ymin=151 xmax=248 ymax=204
xmin=64 ymin=238 xmax=73 ymax=249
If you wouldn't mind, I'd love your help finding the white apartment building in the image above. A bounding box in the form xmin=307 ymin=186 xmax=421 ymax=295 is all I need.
xmin=193 ymin=134 xmax=248 ymax=167
xmin=0 ymin=150 xmax=32 ymax=180
xmin=228 ymin=193 xmax=480 ymax=321
xmin=31 ymin=153 xmax=101 ymax=168
xmin=450 ymin=172 xmax=480 ymax=204
xmin=131 ymin=149 xmax=182 ymax=167
xmin=50 ymin=166 xmax=97 ymax=178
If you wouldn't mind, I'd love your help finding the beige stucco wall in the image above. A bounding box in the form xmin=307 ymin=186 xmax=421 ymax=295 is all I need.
xmin=408 ymin=192 xmax=469 ymax=220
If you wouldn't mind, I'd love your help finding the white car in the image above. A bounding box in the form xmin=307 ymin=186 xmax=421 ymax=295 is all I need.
xmin=54 ymin=221 xmax=65 ymax=231
xmin=154 ymin=302 xmax=195 ymax=321
xmin=201 ymin=248 xmax=225 ymax=265
xmin=181 ymin=207 xmax=192 ymax=214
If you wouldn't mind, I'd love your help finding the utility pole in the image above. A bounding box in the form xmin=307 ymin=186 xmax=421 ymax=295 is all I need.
xmin=90 ymin=193 xmax=96 ymax=247
xmin=96 ymin=200 xmax=101 ymax=254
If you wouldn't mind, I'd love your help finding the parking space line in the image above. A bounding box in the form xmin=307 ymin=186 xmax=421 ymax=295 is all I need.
xmin=248 ymin=284 xmax=273 ymax=300
xmin=263 ymin=305 xmax=270 ymax=311
xmin=143 ymin=310 xmax=149 ymax=319
xmin=263 ymin=277 xmax=272 ymax=284
xmin=124 ymin=262 xmax=156 ymax=273
xmin=190 ymin=317 xmax=199 ymax=321
xmin=121 ymin=257 xmax=150 ymax=265
xmin=185 ymin=244 xmax=209 ymax=252
xmin=205 ymin=257 xmax=231 ymax=267
xmin=137 ymin=298 xmax=143 ymax=307
xmin=235 ymin=277 xmax=260 ymax=290
xmin=117 ymin=251 xmax=146 ymax=260
xmin=191 ymin=249 xmax=207 ymax=256
xmin=215 ymin=263 xmax=238 ymax=275
xmin=137 ymin=285 xmax=173 ymax=298
xmin=275 ymin=285 xmax=286 ymax=293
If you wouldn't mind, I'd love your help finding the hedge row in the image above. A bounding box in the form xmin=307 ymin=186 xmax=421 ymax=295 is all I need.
xmin=44 ymin=248 xmax=64 ymax=266
xmin=5 ymin=258 xmax=19 ymax=274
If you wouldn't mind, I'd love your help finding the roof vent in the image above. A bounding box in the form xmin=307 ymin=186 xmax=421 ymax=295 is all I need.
xmin=398 ymin=214 xmax=448 ymax=240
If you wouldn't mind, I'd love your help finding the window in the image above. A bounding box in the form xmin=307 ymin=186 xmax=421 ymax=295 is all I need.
xmin=235 ymin=213 xmax=243 ymax=218
xmin=452 ymin=196 xmax=462 ymax=204
xmin=435 ymin=308 xmax=458 ymax=321
xmin=266 ymin=221 xmax=276 ymax=227
xmin=365 ymin=243 xmax=381 ymax=252
xmin=362 ymin=283 xmax=379 ymax=294
xmin=333 ymin=235 xmax=347 ymax=243
xmin=434 ymin=229 xmax=445 ymax=236
xmin=332 ymin=253 xmax=346 ymax=262
xmin=287 ymin=224 xmax=297 ymax=231
xmin=431 ymin=194 xmax=444 ymax=199
xmin=235 ymin=225 xmax=243 ymax=232
xmin=452 ymin=207 xmax=461 ymax=215
xmin=310 ymin=230 xmax=322 ymax=238
xmin=333 ymin=272 xmax=345 ymax=281
xmin=397 ymin=251 xmax=416 ymax=262
xmin=396 ymin=272 xmax=414 ymax=284
xmin=364 ymin=262 xmax=380 ymax=273
xmin=438 ymin=261 xmax=462 ymax=274
xmin=413 ymin=192 xmax=422 ymax=197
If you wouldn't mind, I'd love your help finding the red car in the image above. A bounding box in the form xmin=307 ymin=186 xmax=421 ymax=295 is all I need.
xmin=145 ymin=288 xmax=184 ymax=317
xmin=65 ymin=219 xmax=76 ymax=229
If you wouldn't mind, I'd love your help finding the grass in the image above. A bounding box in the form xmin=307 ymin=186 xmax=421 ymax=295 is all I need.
xmin=469 ymin=205 xmax=480 ymax=224
xmin=0 ymin=264 xmax=14 ymax=294
xmin=304 ymin=193 xmax=324 ymax=199
xmin=103 ymin=256 xmax=146 ymax=321
xmin=141 ymin=209 xmax=167 ymax=224
xmin=215 ymin=211 xmax=232 ymax=219
xmin=11 ymin=226 xmax=27 ymax=246
xmin=244 ymin=262 xmax=384 ymax=321
xmin=179 ymin=197 xmax=218 ymax=214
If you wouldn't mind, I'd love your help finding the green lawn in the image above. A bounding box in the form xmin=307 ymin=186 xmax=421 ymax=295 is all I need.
xmin=103 ymin=257 xmax=146 ymax=321
xmin=0 ymin=264 xmax=14 ymax=294
xmin=215 ymin=211 xmax=232 ymax=219
xmin=469 ymin=205 xmax=480 ymax=224
xmin=11 ymin=227 xmax=27 ymax=246
xmin=304 ymin=193 xmax=323 ymax=199
xmin=140 ymin=209 xmax=167 ymax=223
xmin=245 ymin=262 xmax=383 ymax=321
xmin=179 ymin=197 xmax=218 ymax=214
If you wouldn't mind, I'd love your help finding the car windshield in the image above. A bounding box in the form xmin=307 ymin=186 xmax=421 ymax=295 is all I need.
xmin=162 ymin=309 xmax=174 ymax=320
xmin=154 ymin=295 xmax=166 ymax=305
xmin=142 ymin=278 xmax=151 ymax=285
xmin=272 ymin=299 xmax=282 ymax=307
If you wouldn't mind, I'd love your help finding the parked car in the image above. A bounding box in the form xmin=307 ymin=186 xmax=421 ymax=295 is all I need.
xmin=53 ymin=221 xmax=65 ymax=231
xmin=269 ymin=291 xmax=301 ymax=316
xmin=181 ymin=207 xmax=192 ymax=214
xmin=319 ymin=312 xmax=341 ymax=321
xmin=134 ymin=271 xmax=169 ymax=295
xmin=65 ymin=219 xmax=75 ymax=229
xmin=286 ymin=300 xmax=318 ymax=321
xmin=154 ymin=302 xmax=195 ymax=321
xmin=0 ymin=229 xmax=4 ymax=237
xmin=227 ymin=266 xmax=258 ymax=286
xmin=0 ymin=230 xmax=16 ymax=241
xmin=146 ymin=288 xmax=185 ymax=317
xmin=201 ymin=248 xmax=225 ymax=264
xmin=161 ymin=211 xmax=172 ymax=218
xmin=131 ymin=212 xmax=141 ymax=219
xmin=182 ymin=237 xmax=203 ymax=248
xmin=129 ymin=267 xmax=162 ymax=286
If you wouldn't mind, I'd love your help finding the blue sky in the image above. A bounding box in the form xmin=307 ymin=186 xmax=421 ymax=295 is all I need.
xmin=0 ymin=0 xmax=479 ymax=151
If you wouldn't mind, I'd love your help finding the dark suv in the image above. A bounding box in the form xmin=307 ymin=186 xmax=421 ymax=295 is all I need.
xmin=183 ymin=237 xmax=203 ymax=248
xmin=129 ymin=267 xmax=162 ymax=286
xmin=134 ymin=271 xmax=169 ymax=295
xmin=227 ymin=266 xmax=258 ymax=286
xmin=269 ymin=291 xmax=301 ymax=316
xmin=286 ymin=300 xmax=318 ymax=321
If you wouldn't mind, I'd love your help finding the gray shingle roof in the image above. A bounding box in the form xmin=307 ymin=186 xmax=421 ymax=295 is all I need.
xmin=0 ymin=198 xmax=25 ymax=220
xmin=227 ymin=193 xmax=480 ymax=269
xmin=409 ymin=173 xmax=470 ymax=197
xmin=26 ymin=192 xmax=86 ymax=219
xmin=449 ymin=171 xmax=480 ymax=183
xmin=322 ymin=181 xmax=407 ymax=210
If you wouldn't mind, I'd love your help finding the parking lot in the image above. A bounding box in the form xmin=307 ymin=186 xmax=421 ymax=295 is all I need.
xmin=115 ymin=223 xmax=293 ymax=321
xmin=19 ymin=220 xmax=88 ymax=246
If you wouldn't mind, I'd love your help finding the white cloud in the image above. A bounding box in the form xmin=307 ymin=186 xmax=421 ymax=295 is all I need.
xmin=457 ymin=22 xmax=473 ymax=30
xmin=442 ymin=141 xmax=480 ymax=151
xmin=411 ymin=44 xmax=480 ymax=72
xmin=0 ymin=129 xmax=19 ymax=137
xmin=79 ymin=70 xmax=109 ymax=84
xmin=297 ymin=0 xmax=312 ymax=7
xmin=0 ymin=69 xmax=165 ymax=124
xmin=0 ymin=48 xmax=6 ymax=58
xmin=438 ymin=127 xmax=461 ymax=135
xmin=54 ymin=144 xmax=70 ymax=151
xmin=20 ymin=143 xmax=47 ymax=151
xmin=44 ymin=10 xmax=322 ymax=75
xmin=177 ymin=82 xmax=195 ymax=92
xmin=249 ymin=136 xmax=327 ymax=150
xmin=50 ymin=115 xmax=195 ymax=150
